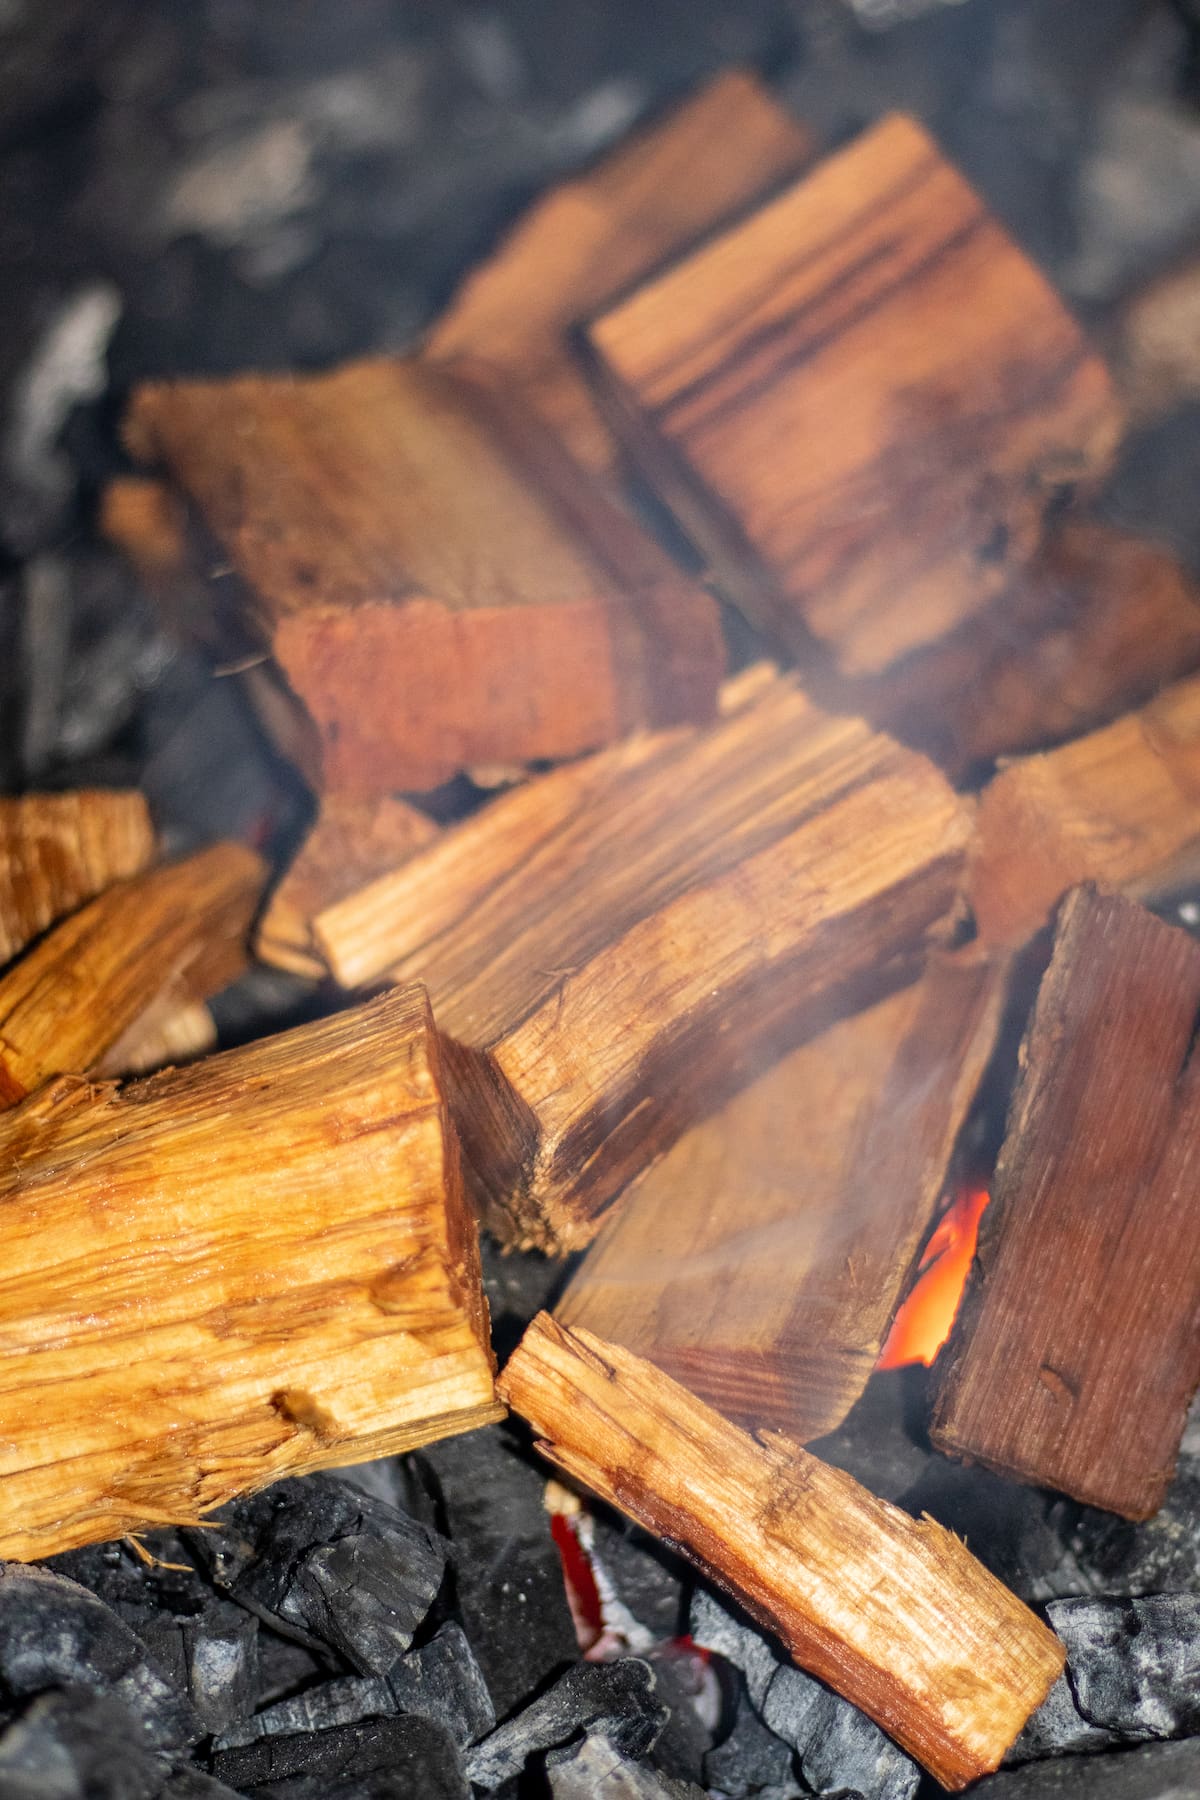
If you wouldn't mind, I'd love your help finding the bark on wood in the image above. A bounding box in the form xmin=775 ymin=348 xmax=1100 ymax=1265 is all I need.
xmin=932 ymin=887 xmax=1200 ymax=1520
xmin=0 ymin=986 xmax=500 ymax=1561
xmin=557 ymin=949 xmax=1006 ymax=1441
xmin=0 ymin=842 xmax=265 ymax=1107
xmin=970 ymin=671 xmax=1200 ymax=947
xmin=425 ymin=70 xmax=814 ymax=474
xmin=498 ymin=1315 xmax=1065 ymax=1789
xmin=582 ymin=113 xmax=1121 ymax=682
xmin=123 ymin=358 xmax=725 ymax=795
xmin=257 ymin=796 xmax=439 ymax=979
xmin=0 ymin=789 xmax=155 ymax=967
xmin=316 ymin=670 xmax=974 ymax=1252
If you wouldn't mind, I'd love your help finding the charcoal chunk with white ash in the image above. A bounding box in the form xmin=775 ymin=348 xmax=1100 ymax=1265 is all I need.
xmin=1061 ymin=1453 xmax=1200 ymax=1596
xmin=211 ymin=1712 xmax=468 ymax=1797
xmin=406 ymin=1426 xmax=579 ymax=1717
xmin=689 ymin=1588 xmax=780 ymax=1712
xmin=703 ymin=1677 xmax=802 ymax=1799
xmin=547 ymin=1730 xmax=709 ymax=1797
xmin=189 ymin=1474 xmax=445 ymax=1673
xmin=588 ymin=1515 xmax=688 ymax=1642
xmin=0 ymin=1565 xmax=201 ymax=1753
xmin=213 ymin=1620 xmax=493 ymax=1751
xmin=465 ymin=1657 xmax=668 ymax=1791
xmin=970 ymin=1735 xmax=1200 ymax=1798
xmin=0 ymin=1691 xmax=237 ymax=1800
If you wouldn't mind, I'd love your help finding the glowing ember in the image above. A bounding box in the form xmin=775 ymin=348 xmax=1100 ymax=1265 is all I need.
xmin=877 ymin=1187 xmax=989 ymax=1369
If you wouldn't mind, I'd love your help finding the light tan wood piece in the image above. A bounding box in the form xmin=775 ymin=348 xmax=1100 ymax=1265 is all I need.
xmin=257 ymin=796 xmax=440 ymax=979
xmin=583 ymin=113 xmax=1121 ymax=681
xmin=970 ymin=670 xmax=1200 ymax=947
xmin=557 ymin=948 xmax=1006 ymax=1440
xmin=499 ymin=1315 xmax=1065 ymax=1790
xmin=97 ymin=997 xmax=218 ymax=1078
xmin=124 ymin=357 xmax=725 ymax=795
xmin=0 ymin=789 xmax=156 ymax=968
xmin=933 ymin=888 xmax=1200 ymax=1520
xmin=426 ymin=70 xmax=814 ymax=473
xmin=1112 ymin=251 xmax=1200 ymax=425
xmin=0 ymin=842 xmax=266 ymax=1107
xmin=0 ymin=986 xmax=500 ymax=1561
xmin=316 ymin=671 xmax=974 ymax=1252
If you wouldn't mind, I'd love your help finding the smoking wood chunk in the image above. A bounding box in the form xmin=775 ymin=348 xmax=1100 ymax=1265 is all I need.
xmin=557 ymin=949 xmax=1006 ymax=1441
xmin=124 ymin=358 xmax=725 ymax=796
xmin=845 ymin=521 xmax=1200 ymax=779
xmin=257 ymin=795 xmax=439 ymax=979
xmin=1112 ymin=251 xmax=1200 ymax=426
xmin=0 ymin=789 xmax=155 ymax=968
xmin=932 ymin=888 xmax=1200 ymax=1520
xmin=0 ymin=986 xmax=500 ymax=1561
xmin=498 ymin=1316 xmax=1065 ymax=1789
xmin=96 ymin=995 xmax=217 ymax=1078
xmin=316 ymin=671 xmax=974 ymax=1252
xmin=583 ymin=114 xmax=1121 ymax=682
xmin=425 ymin=70 xmax=814 ymax=475
xmin=970 ymin=671 xmax=1200 ymax=947
xmin=0 ymin=842 xmax=265 ymax=1107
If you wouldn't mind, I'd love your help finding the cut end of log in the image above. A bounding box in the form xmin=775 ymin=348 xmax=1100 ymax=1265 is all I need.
xmin=0 ymin=789 xmax=157 ymax=970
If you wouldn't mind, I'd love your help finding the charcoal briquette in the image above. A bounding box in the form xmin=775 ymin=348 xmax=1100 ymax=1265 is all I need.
xmin=465 ymin=1657 xmax=668 ymax=1791
xmin=547 ymin=1730 xmax=708 ymax=1797
xmin=969 ymin=1735 xmax=1200 ymax=1797
xmin=211 ymin=1710 xmax=467 ymax=1795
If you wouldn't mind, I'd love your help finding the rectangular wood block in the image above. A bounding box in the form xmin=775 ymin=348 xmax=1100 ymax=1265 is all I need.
xmin=0 ymin=789 xmax=155 ymax=967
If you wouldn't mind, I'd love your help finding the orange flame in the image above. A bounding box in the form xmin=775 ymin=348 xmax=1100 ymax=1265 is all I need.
xmin=877 ymin=1187 xmax=989 ymax=1370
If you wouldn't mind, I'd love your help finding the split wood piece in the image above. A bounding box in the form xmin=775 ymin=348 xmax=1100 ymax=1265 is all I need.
xmin=257 ymin=795 xmax=439 ymax=979
xmin=0 ymin=789 xmax=156 ymax=968
xmin=425 ymin=70 xmax=814 ymax=474
xmin=0 ymin=841 xmax=266 ymax=1107
xmin=970 ymin=670 xmax=1200 ymax=947
xmin=557 ymin=948 xmax=1006 ymax=1441
xmin=1111 ymin=250 xmax=1200 ymax=426
xmin=499 ymin=1316 xmax=1065 ymax=1789
xmin=124 ymin=358 xmax=726 ymax=796
xmin=932 ymin=887 xmax=1200 ymax=1520
xmin=96 ymin=996 xmax=217 ymax=1079
xmin=844 ymin=520 xmax=1200 ymax=779
xmin=0 ymin=986 xmax=501 ymax=1561
xmin=316 ymin=669 xmax=975 ymax=1252
xmin=582 ymin=113 xmax=1121 ymax=682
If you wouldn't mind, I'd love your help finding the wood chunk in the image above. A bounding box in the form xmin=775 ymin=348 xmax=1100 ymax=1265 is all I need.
xmin=257 ymin=796 xmax=439 ymax=979
xmin=498 ymin=1315 xmax=1065 ymax=1789
xmin=1112 ymin=251 xmax=1200 ymax=426
xmin=970 ymin=672 xmax=1200 ymax=947
xmin=0 ymin=842 xmax=265 ymax=1107
xmin=425 ymin=70 xmax=814 ymax=474
xmin=96 ymin=996 xmax=217 ymax=1079
xmin=124 ymin=358 xmax=725 ymax=795
xmin=843 ymin=521 xmax=1200 ymax=779
xmin=315 ymin=672 xmax=974 ymax=1252
xmin=0 ymin=986 xmax=500 ymax=1561
xmin=557 ymin=949 xmax=1006 ymax=1441
xmin=932 ymin=888 xmax=1200 ymax=1520
xmin=583 ymin=114 xmax=1121 ymax=681
xmin=0 ymin=789 xmax=155 ymax=968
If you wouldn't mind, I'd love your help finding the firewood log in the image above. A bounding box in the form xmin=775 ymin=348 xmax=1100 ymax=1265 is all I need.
xmin=970 ymin=671 xmax=1200 ymax=947
xmin=257 ymin=796 xmax=439 ymax=979
xmin=1111 ymin=249 xmax=1200 ymax=425
xmin=0 ymin=842 xmax=265 ymax=1107
xmin=932 ymin=887 xmax=1200 ymax=1520
xmin=498 ymin=1315 xmax=1065 ymax=1790
xmin=96 ymin=995 xmax=217 ymax=1078
xmin=557 ymin=948 xmax=1006 ymax=1441
xmin=0 ymin=987 xmax=500 ymax=1561
xmin=315 ymin=670 xmax=974 ymax=1253
xmin=425 ymin=70 xmax=814 ymax=474
xmin=582 ymin=114 xmax=1120 ymax=683
xmin=0 ymin=789 xmax=155 ymax=967
xmin=122 ymin=358 xmax=725 ymax=795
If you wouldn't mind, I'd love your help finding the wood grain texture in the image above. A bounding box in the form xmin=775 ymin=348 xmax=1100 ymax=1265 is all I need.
xmin=557 ymin=949 xmax=1006 ymax=1441
xmin=932 ymin=888 xmax=1200 ymax=1519
xmin=0 ymin=986 xmax=500 ymax=1561
xmin=125 ymin=357 xmax=725 ymax=795
xmin=583 ymin=113 xmax=1121 ymax=680
xmin=970 ymin=671 xmax=1200 ymax=947
xmin=0 ymin=789 xmax=155 ymax=967
xmin=0 ymin=842 xmax=266 ymax=1107
xmin=316 ymin=670 xmax=974 ymax=1252
xmin=257 ymin=795 xmax=439 ymax=979
xmin=425 ymin=70 xmax=814 ymax=473
xmin=499 ymin=1315 xmax=1064 ymax=1789
xmin=97 ymin=996 xmax=217 ymax=1079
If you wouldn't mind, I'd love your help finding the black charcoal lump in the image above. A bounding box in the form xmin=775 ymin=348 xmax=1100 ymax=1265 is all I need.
xmin=0 ymin=1691 xmax=238 ymax=1800
xmin=211 ymin=1712 xmax=468 ymax=1798
xmin=189 ymin=1474 xmax=445 ymax=1673
xmin=547 ymin=1730 xmax=708 ymax=1797
xmin=702 ymin=1677 xmax=802 ymax=1799
xmin=0 ymin=1565 xmax=201 ymax=1752
xmin=970 ymin=1735 xmax=1200 ymax=1798
xmin=465 ymin=1658 xmax=668 ymax=1791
